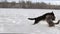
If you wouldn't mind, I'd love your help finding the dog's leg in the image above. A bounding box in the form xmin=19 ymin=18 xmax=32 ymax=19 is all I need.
xmin=54 ymin=20 xmax=60 ymax=24
xmin=48 ymin=22 xmax=55 ymax=27
xmin=33 ymin=20 xmax=40 ymax=25
xmin=46 ymin=20 xmax=55 ymax=27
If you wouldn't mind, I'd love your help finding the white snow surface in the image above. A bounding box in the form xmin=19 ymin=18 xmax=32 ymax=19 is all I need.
xmin=0 ymin=8 xmax=60 ymax=34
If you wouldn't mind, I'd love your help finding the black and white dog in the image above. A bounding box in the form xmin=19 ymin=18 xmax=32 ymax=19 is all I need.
xmin=28 ymin=12 xmax=60 ymax=27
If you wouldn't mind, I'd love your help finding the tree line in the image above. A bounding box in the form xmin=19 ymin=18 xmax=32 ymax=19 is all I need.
xmin=0 ymin=1 xmax=60 ymax=9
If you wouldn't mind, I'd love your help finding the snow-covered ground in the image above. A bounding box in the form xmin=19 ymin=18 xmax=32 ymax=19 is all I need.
xmin=0 ymin=8 xmax=60 ymax=34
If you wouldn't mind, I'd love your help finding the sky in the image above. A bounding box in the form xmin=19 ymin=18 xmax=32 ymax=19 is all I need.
xmin=1 ymin=0 xmax=60 ymax=5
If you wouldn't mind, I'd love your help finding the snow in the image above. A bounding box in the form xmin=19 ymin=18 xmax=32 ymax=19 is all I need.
xmin=0 ymin=8 xmax=60 ymax=34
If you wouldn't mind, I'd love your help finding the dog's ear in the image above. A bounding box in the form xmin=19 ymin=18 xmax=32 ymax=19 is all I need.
xmin=51 ymin=11 xmax=54 ymax=14
xmin=52 ymin=11 xmax=53 ymax=13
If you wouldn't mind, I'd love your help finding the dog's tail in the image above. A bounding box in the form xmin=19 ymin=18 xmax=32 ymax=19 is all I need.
xmin=28 ymin=18 xmax=36 ymax=20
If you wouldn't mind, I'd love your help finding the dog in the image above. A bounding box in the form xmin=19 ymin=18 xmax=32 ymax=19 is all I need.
xmin=28 ymin=12 xmax=60 ymax=27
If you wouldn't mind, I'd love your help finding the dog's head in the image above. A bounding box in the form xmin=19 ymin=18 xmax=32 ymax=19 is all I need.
xmin=47 ymin=11 xmax=55 ymax=20
xmin=44 ymin=11 xmax=55 ymax=20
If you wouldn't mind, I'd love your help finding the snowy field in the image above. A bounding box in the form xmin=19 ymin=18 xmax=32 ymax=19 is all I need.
xmin=0 ymin=8 xmax=60 ymax=34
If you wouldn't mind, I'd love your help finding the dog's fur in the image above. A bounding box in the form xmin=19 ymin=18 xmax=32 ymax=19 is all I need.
xmin=45 ymin=15 xmax=60 ymax=27
xmin=28 ymin=12 xmax=60 ymax=27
